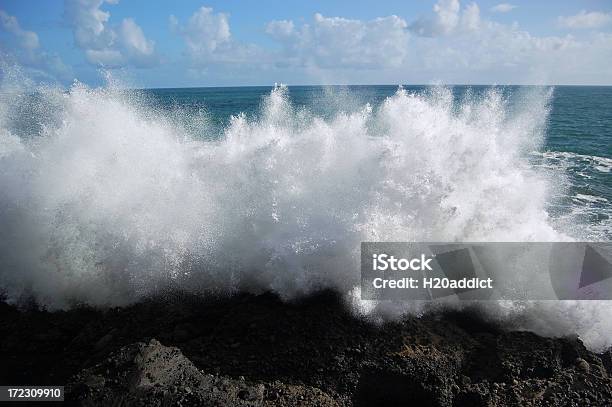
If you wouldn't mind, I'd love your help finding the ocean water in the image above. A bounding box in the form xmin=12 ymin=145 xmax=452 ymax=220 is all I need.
xmin=1 ymin=77 xmax=612 ymax=349
xmin=143 ymin=85 xmax=612 ymax=239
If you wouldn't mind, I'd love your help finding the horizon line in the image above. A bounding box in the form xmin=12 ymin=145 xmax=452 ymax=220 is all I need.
xmin=136 ymin=83 xmax=612 ymax=90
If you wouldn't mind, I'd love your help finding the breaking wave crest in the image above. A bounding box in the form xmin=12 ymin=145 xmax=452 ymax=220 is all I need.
xmin=1 ymin=73 xmax=611 ymax=350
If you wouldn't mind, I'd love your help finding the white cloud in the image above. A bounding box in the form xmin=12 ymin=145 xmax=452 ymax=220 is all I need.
xmin=558 ymin=10 xmax=612 ymax=29
xmin=0 ymin=9 xmax=40 ymax=50
xmin=63 ymin=0 xmax=157 ymax=68
xmin=259 ymin=0 xmax=612 ymax=84
xmin=434 ymin=0 xmax=460 ymax=34
xmin=0 ymin=10 xmax=40 ymax=50
xmin=63 ymin=0 xmax=113 ymax=49
xmin=172 ymin=7 xmax=230 ymax=56
xmin=0 ymin=9 xmax=72 ymax=82
xmin=265 ymin=20 xmax=295 ymax=38
xmin=171 ymin=6 xmax=260 ymax=65
xmin=414 ymin=20 xmax=579 ymax=73
xmin=266 ymin=13 xmax=409 ymax=69
xmin=405 ymin=8 xmax=612 ymax=85
xmin=462 ymin=3 xmax=481 ymax=32
xmin=410 ymin=0 xmax=481 ymax=36
xmin=491 ymin=4 xmax=517 ymax=14
xmin=118 ymin=18 xmax=156 ymax=64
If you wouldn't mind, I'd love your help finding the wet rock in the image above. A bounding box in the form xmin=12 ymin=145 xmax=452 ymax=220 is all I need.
xmin=576 ymin=358 xmax=591 ymax=372
xmin=66 ymin=339 xmax=338 ymax=406
xmin=2 ymin=291 xmax=612 ymax=406
xmin=172 ymin=328 xmax=190 ymax=342
xmin=84 ymin=374 xmax=105 ymax=388
xmin=93 ymin=332 xmax=113 ymax=351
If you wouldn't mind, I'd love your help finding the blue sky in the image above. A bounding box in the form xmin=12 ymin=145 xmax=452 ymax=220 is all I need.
xmin=1 ymin=0 xmax=612 ymax=87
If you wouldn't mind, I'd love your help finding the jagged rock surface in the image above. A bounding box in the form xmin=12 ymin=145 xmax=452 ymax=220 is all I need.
xmin=67 ymin=339 xmax=338 ymax=406
xmin=1 ymin=291 xmax=612 ymax=406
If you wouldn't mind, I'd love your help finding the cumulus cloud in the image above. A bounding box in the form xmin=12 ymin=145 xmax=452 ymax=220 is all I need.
xmin=433 ymin=0 xmax=461 ymax=34
xmin=413 ymin=20 xmax=579 ymax=74
xmin=0 ymin=10 xmax=40 ymax=50
xmin=462 ymin=3 xmax=481 ymax=32
xmin=406 ymin=6 xmax=612 ymax=85
xmin=558 ymin=11 xmax=612 ymax=30
xmin=170 ymin=6 xmax=261 ymax=66
xmin=118 ymin=18 xmax=156 ymax=64
xmin=491 ymin=3 xmax=517 ymax=14
xmin=171 ymin=7 xmax=230 ymax=55
xmin=266 ymin=13 xmax=409 ymax=69
xmin=255 ymin=0 xmax=611 ymax=83
xmin=160 ymin=2 xmax=612 ymax=84
xmin=63 ymin=0 xmax=158 ymax=68
xmin=0 ymin=9 xmax=72 ymax=82
xmin=265 ymin=20 xmax=294 ymax=39
xmin=409 ymin=0 xmax=480 ymax=36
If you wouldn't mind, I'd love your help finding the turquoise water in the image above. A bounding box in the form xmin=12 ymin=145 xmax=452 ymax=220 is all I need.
xmin=143 ymin=85 xmax=612 ymax=238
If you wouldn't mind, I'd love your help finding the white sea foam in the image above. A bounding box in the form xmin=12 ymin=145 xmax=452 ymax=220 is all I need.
xmin=574 ymin=194 xmax=608 ymax=204
xmin=531 ymin=148 xmax=612 ymax=240
xmin=536 ymin=150 xmax=612 ymax=173
xmin=1 ymin=72 xmax=611 ymax=350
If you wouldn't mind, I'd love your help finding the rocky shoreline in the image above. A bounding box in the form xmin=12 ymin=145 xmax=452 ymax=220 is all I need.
xmin=1 ymin=291 xmax=612 ymax=406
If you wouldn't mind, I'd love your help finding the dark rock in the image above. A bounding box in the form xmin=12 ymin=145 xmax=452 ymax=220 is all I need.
xmin=1 ymin=291 xmax=611 ymax=406
xmin=65 ymin=338 xmax=338 ymax=406
xmin=576 ymin=358 xmax=591 ymax=372
xmin=93 ymin=332 xmax=114 ymax=351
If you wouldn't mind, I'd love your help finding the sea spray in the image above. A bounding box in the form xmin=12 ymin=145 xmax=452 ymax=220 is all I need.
xmin=1 ymin=73 xmax=611 ymax=349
